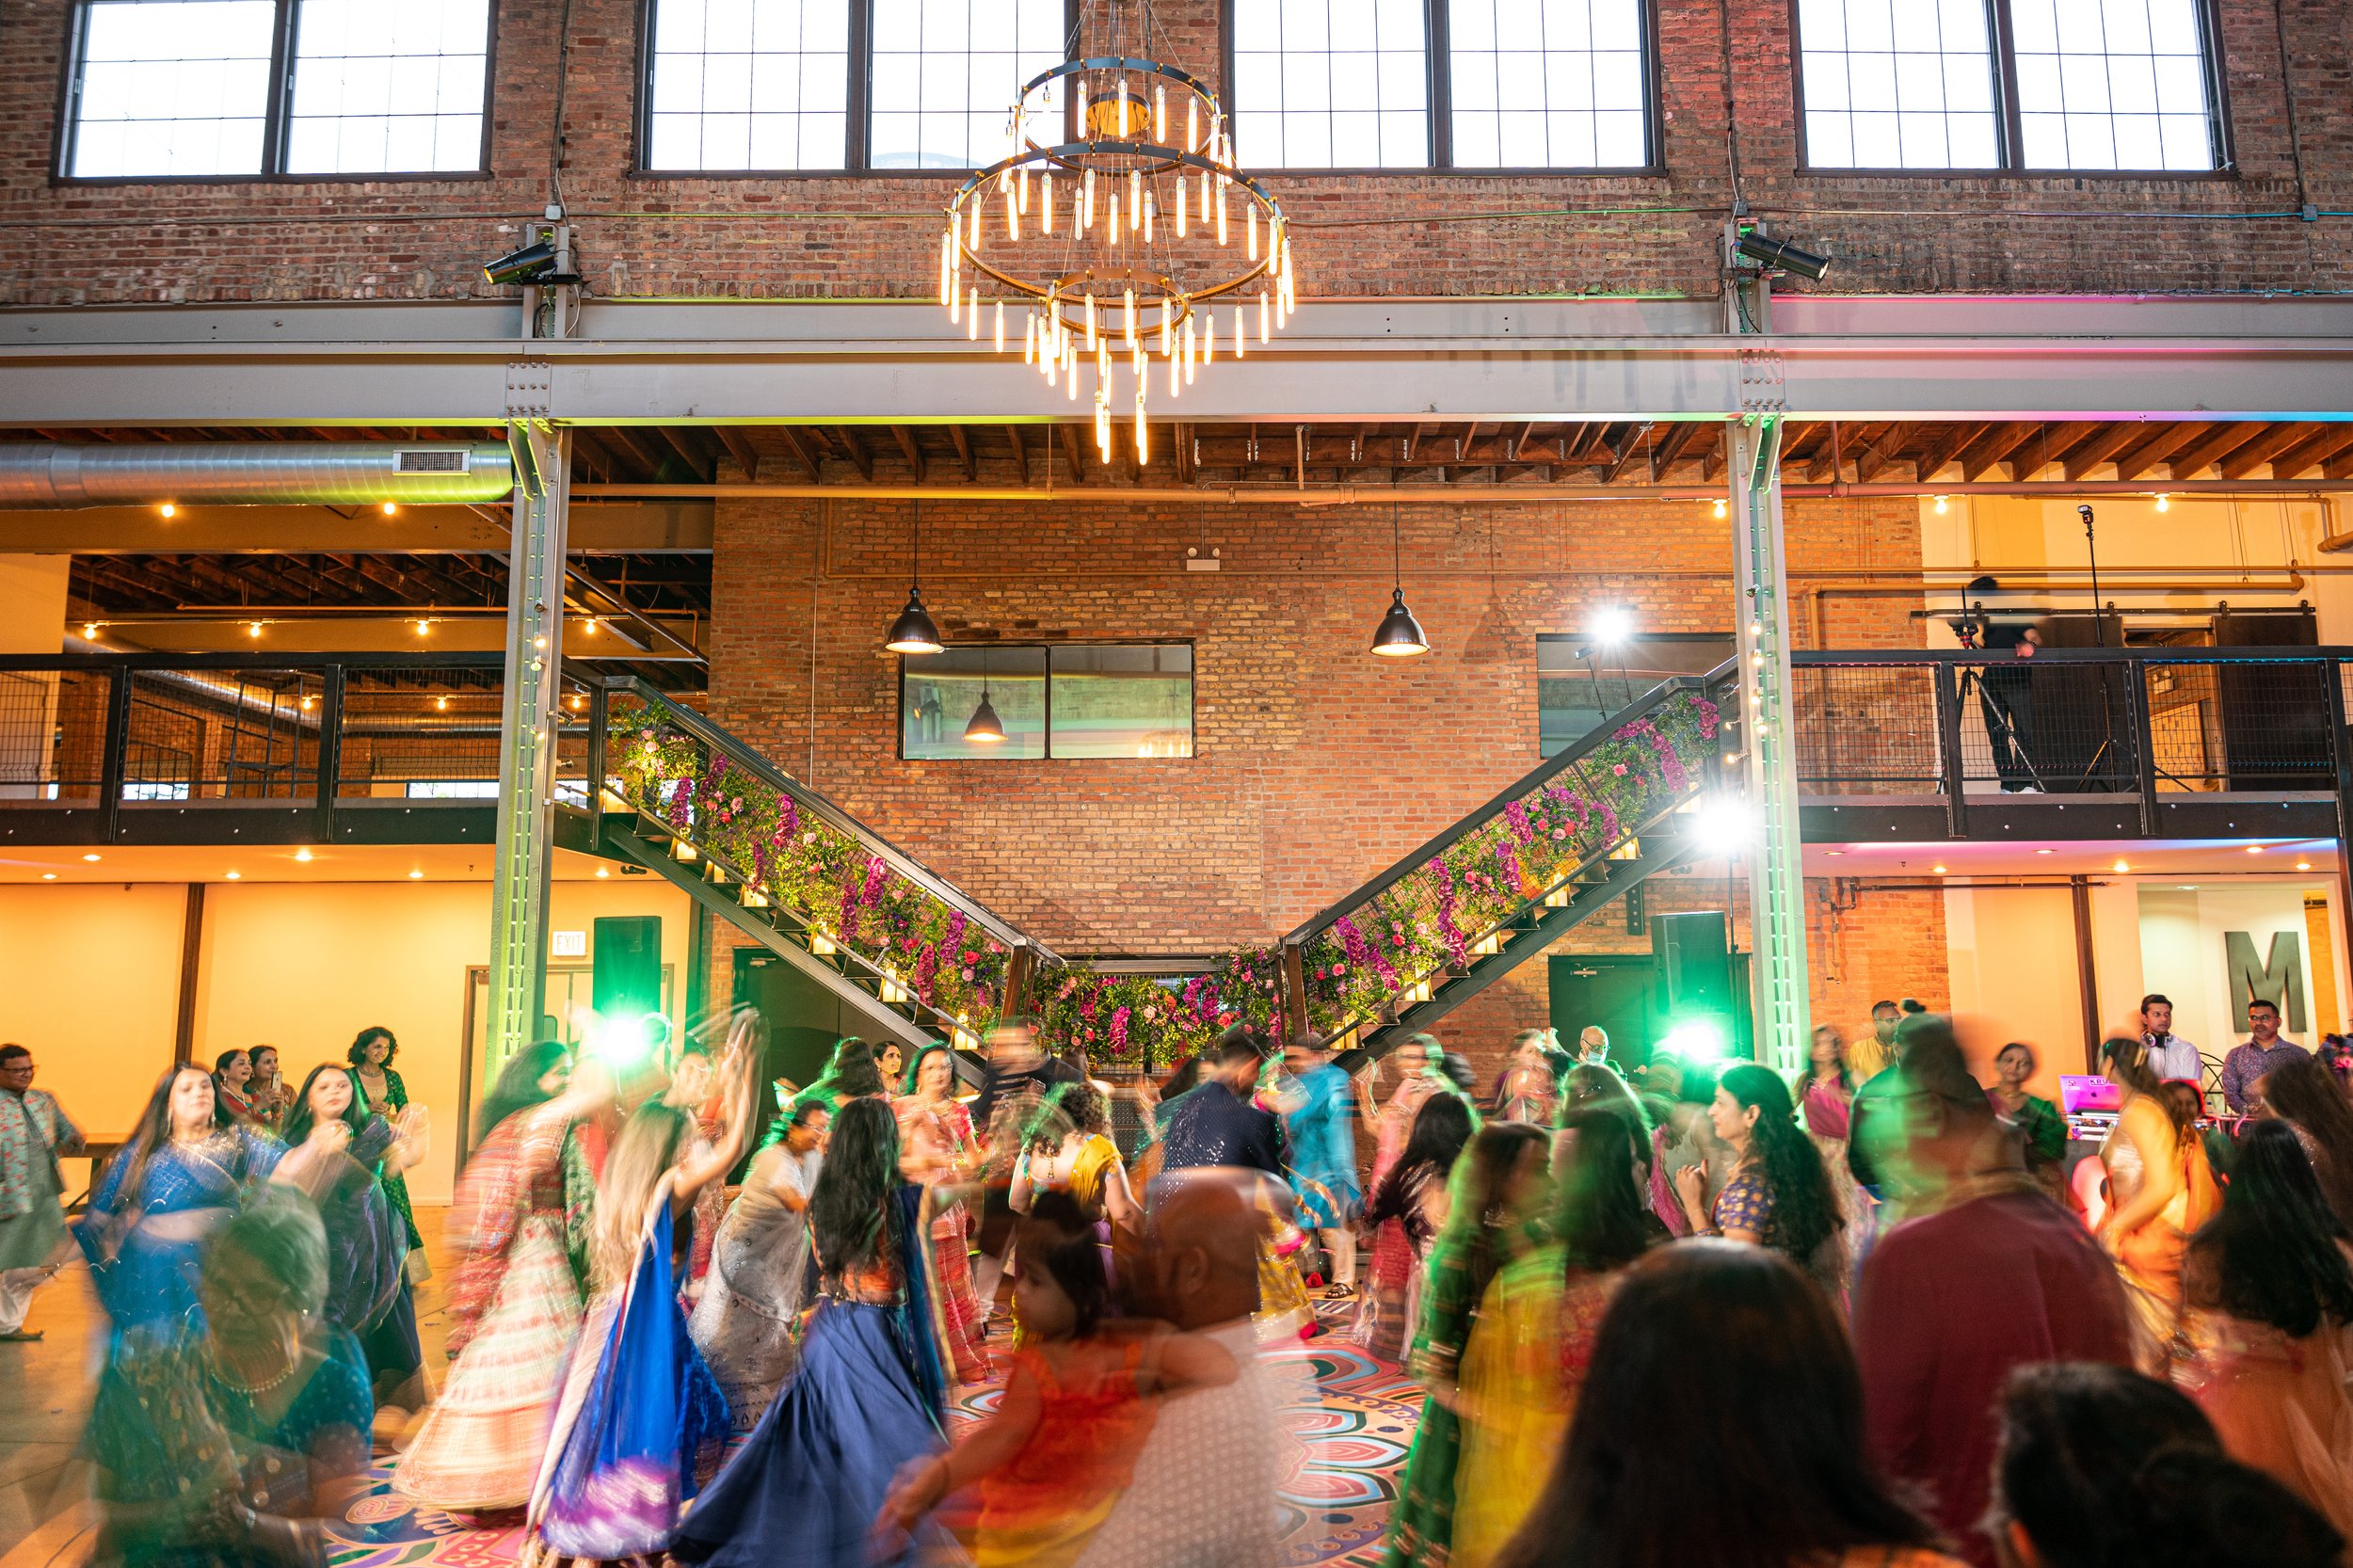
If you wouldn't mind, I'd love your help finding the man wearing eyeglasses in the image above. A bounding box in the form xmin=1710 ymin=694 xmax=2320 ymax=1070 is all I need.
xmin=0 ymin=1044 xmax=85 ymax=1342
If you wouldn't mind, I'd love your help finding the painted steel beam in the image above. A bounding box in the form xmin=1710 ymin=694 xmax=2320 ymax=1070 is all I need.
xmin=0 ymin=499 xmax=712 ymax=552
xmin=6 ymin=296 xmax=2353 ymax=425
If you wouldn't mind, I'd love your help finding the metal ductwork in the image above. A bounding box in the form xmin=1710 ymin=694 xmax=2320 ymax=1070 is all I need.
xmin=0 ymin=442 xmax=516 ymax=506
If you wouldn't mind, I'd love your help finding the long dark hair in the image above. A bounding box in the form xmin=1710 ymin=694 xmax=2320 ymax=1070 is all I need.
xmin=1990 ymin=1363 xmax=2226 ymax=1568
xmin=2102 ymin=1035 xmax=2189 ymax=1144
xmin=810 ymin=1096 xmax=901 ymax=1281
xmin=824 ymin=1039 xmax=888 ymax=1101
xmin=2262 ymin=1052 xmax=2353 ymax=1224
xmin=1436 ymin=1123 xmax=1549 ymax=1313
xmin=107 ymin=1064 xmax=231 ymax=1233
xmin=1557 ymin=1107 xmax=1655 ymax=1273
xmin=1561 ymin=1064 xmax=1652 ymax=1167
xmin=1364 ymin=1092 xmax=1476 ymax=1242
xmin=1718 ymin=1064 xmax=1843 ymax=1263
xmin=477 ymin=1038 xmax=568 ymax=1142
xmin=346 ymin=1026 xmax=398 ymax=1068
xmin=2188 ymin=1119 xmax=2353 ymax=1337
xmin=1494 ymin=1243 xmax=1940 ymax=1568
xmin=281 ymin=1063 xmax=369 ymax=1148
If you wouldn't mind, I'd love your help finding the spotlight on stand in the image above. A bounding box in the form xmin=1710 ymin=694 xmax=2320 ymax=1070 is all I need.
xmin=1735 ymin=230 xmax=1833 ymax=282
xmin=1590 ymin=606 xmax=1635 ymax=647
xmin=483 ymin=238 xmax=558 ymax=286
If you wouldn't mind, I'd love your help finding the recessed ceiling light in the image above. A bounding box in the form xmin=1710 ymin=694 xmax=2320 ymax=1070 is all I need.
xmin=2113 ymin=859 xmax=2131 ymax=872
xmin=80 ymin=853 xmax=100 ymax=863
xmin=2297 ymin=860 xmax=2314 ymax=872
xmin=408 ymin=869 xmax=424 ymax=880
xmin=2247 ymin=845 xmax=2265 ymax=855
xmin=595 ymin=867 xmax=610 ymax=878
xmin=2035 ymin=848 xmax=2053 ymax=855
xmin=1932 ymin=864 xmax=1949 ymax=874
xmin=40 ymin=872 xmax=56 ymax=881
xmin=1825 ymin=849 xmax=1845 ymax=856
xmin=224 ymin=870 xmax=240 ymax=880
xmin=294 ymin=847 xmax=313 ymax=863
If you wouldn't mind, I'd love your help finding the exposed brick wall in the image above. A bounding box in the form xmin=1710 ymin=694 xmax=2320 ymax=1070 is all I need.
xmin=4 ymin=1 xmax=2349 ymax=304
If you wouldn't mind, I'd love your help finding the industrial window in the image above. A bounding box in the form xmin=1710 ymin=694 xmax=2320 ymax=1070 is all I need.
xmin=1796 ymin=0 xmax=2223 ymax=172
xmin=62 ymin=0 xmax=492 ymax=181
xmin=1226 ymin=0 xmax=1653 ymax=171
xmin=641 ymin=0 xmax=1068 ymax=174
xmin=900 ymin=644 xmax=1193 ymax=760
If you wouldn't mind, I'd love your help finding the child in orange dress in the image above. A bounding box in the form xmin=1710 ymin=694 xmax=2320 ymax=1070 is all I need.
xmin=873 ymin=1191 xmax=1236 ymax=1568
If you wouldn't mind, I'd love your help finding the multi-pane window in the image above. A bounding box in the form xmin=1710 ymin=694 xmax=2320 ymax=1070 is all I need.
xmin=870 ymin=0 xmax=1066 ymax=169
xmin=1229 ymin=0 xmax=1652 ymax=170
xmin=285 ymin=1 xmax=492 ymax=174
xmin=1795 ymin=0 xmax=2000 ymax=169
xmin=2010 ymin=0 xmax=2217 ymax=171
xmin=1797 ymin=0 xmax=2223 ymax=172
xmin=63 ymin=0 xmax=491 ymax=180
xmin=1230 ymin=0 xmax=1430 ymax=170
xmin=901 ymin=645 xmax=1193 ymax=760
xmin=645 ymin=0 xmax=852 ymax=172
xmin=1449 ymin=0 xmax=1647 ymax=169
xmin=642 ymin=0 xmax=1066 ymax=173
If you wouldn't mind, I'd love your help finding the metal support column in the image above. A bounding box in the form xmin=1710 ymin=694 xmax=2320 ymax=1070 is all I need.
xmin=485 ymin=401 xmax=569 ymax=1082
xmin=1730 ymin=415 xmax=1812 ymax=1074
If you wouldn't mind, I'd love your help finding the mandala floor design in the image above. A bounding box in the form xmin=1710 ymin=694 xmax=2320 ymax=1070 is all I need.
xmin=319 ymin=1302 xmax=1417 ymax=1567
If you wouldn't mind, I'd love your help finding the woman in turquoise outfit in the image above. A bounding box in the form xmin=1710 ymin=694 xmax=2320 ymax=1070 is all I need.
xmin=346 ymin=1025 xmax=424 ymax=1273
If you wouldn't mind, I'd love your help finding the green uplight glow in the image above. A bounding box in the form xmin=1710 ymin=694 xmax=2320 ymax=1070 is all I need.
xmin=584 ymin=1009 xmax=669 ymax=1067
xmin=1657 ymin=1017 xmax=1729 ymax=1063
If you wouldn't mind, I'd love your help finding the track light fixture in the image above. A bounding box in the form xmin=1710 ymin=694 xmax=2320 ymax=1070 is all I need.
xmin=1369 ymin=504 xmax=1429 ymax=658
xmin=884 ymin=500 xmax=944 ymax=655
xmin=1736 ymin=229 xmax=1833 ymax=282
xmin=483 ymin=238 xmax=558 ymax=287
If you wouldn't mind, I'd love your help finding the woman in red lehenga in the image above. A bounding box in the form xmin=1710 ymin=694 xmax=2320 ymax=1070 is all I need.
xmin=896 ymin=1042 xmax=994 ymax=1384
xmin=393 ymin=1045 xmax=611 ymax=1514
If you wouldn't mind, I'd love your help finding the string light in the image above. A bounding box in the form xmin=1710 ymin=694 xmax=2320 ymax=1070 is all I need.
xmin=158 ymin=503 xmax=177 ymax=518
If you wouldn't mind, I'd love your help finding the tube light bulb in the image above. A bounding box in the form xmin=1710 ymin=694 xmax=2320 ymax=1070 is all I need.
xmin=1024 ymin=311 xmax=1037 ymax=363
xmin=1144 ymin=191 xmax=1155 ymax=242
xmin=1129 ymin=167 xmax=1140 ymax=221
xmin=1260 ymin=288 xmax=1271 ymax=343
xmin=1155 ymin=84 xmax=1166 ymax=142
xmin=1247 ymin=202 xmax=1258 ymax=260
xmin=1043 ymin=174 xmax=1054 ymax=232
xmin=1216 ymin=184 xmax=1228 ymax=246
xmin=1085 ymin=294 xmax=1097 ymax=349
xmin=1124 ymin=285 xmax=1137 ymax=345
xmin=1109 ymin=192 xmax=1120 ymax=238
xmin=1136 ymin=391 xmax=1147 ymax=462
xmin=968 ymin=285 xmax=980 ymax=339
xmin=1176 ymin=176 xmax=1187 ymax=237
xmin=994 ymin=300 xmax=1004 ymax=352
xmin=1232 ymin=303 xmax=1245 ymax=358
xmin=1006 ymin=187 xmax=1017 ymax=239
xmin=1188 ymin=97 xmax=1197 ymax=152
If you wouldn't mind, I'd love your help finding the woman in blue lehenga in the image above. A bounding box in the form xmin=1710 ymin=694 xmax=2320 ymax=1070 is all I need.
xmin=278 ymin=1062 xmax=430 ymax=1409
xmin=528 ymin=1032 xmax=760 ymax=1562
xmin=75 ymin=1064 xmax=293 ymax=1336
xmin=668 ymin=1095 xmax=955 ymax=1568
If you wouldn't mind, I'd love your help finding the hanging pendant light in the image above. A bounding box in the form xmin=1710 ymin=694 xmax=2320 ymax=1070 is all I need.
xmin=964 ymin=650 xmax=1006 ymax=744
xmin=884 ymin=499 xmax=944 ymax=654
xmin=1369 ymin=504 xmax=1429 ymax=657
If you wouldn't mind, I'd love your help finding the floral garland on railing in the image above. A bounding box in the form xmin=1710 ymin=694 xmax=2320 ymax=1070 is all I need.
xmin=1018 ymin=688 xmax=1721 ymax=1068
xmin=608 ymin=699 xmax=1011 ymax=1030
xmin=606 ymin=688 xmax=1717 ymax=1072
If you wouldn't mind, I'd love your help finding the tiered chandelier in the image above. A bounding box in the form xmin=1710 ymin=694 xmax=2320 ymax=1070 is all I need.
xmin=936 ymin=4 xmax=1299 ymax=467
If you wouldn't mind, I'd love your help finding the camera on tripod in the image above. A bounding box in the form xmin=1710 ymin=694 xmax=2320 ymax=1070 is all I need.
xmin=1945 ymin=574 xmax=2002 ymax=648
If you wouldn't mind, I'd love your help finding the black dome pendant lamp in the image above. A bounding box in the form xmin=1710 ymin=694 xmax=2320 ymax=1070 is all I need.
xmin=963 ymin=648 xmax=1006 ymax=745
xmin=884 ymin=499 xmax=944 ymax=655
xmin=1369 ymin=504 xmax=1430 ymax=657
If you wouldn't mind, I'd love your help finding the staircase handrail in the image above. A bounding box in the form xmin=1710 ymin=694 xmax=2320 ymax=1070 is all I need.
xmin=1277 ymin=662 xmax=1736 ymax=1041
xmin=1283 ymin=661 xmax=1737 ymax=948
xmin=598 ymin=677 xmax=1059 ymax=964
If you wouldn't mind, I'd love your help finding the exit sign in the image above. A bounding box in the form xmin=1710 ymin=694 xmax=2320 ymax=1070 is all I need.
xmin=551 ymin=930 xmax=588 ymax=957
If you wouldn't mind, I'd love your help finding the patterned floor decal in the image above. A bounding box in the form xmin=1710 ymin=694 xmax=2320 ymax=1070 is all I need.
xmin=321 ymin=1303 xmax=1417 ymax=1567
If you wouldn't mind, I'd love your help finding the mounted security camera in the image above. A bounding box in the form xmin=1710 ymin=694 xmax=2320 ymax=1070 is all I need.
xmin=1735 ymin=231 xmax=1833 ymax=282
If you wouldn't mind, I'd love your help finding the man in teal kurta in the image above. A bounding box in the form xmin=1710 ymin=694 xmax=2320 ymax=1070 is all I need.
xmin=0 ymin=1044 xmax=85 ymax=1341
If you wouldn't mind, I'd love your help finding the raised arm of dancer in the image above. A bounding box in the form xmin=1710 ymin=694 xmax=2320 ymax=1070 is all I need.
xmin=673 ymin=1025 xmax=760 ymax=1206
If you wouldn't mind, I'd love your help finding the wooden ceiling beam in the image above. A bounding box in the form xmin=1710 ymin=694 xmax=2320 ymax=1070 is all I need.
xmin=1058 ymin=424 xmax=1086 ymax=481
xmin=1851 ymin=422 xmax=1913 ymax=483
xmin=831 ymin=428 xmax=874 ymax=481
xmin=652 ymin=425 xmax=713 ymax=479
xmin=775 ymin=426 xmax=823 ymax=481
xmin=1651 ymin=421 xmax=1703 ymax=480
xmin=2217 ymin=422 xmax=2324 ymax=480
xmin=711 ymin=425 xmax=760 ymax=481
xmin=1953 ymin=421 xmax=2041 ymax=483
xmin=2267 ymin=424 xmax=2353 ymax=480
xmin=2160 ymin=423 xmax=2267 ymax=480
xmin=1002 ymin=425 xmax=1029 ymax=485
xmin=1912 ymin=423 xmax=1987 ymax=484
xmin=945 ymin=424 xmax=976 ymax=482
xmin=2110 ymin=422 xmax=2212 ymax=481
xmin=2057 ymin=423 xmax=2148 ymax=480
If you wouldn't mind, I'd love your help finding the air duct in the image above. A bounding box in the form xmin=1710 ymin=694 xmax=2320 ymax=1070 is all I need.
xmin=0 ymin=442 xmax=516 ymax=507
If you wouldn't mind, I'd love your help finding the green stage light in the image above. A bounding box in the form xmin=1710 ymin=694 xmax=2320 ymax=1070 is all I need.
xmin=1658 ymin=1017 xmax=1729 ymax=1063
xmin=584 ymin=1009 xmax=670 ymax=1067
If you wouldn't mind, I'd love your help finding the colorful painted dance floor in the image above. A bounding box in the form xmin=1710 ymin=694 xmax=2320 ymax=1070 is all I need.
xmin=323 ymin=1300 xmax=1417 ymax=1568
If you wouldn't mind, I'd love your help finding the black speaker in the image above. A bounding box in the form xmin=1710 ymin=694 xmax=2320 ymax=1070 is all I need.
xmin=592 ymin=915 xmax=663 ymax=1022
xmin=1653 ymin=910 xmax=1732 ymax=1016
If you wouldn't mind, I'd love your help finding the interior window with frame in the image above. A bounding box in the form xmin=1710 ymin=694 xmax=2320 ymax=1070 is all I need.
xmin=901 ymin=643 xmax=1193 ymax=760
xmin=61 ymin=0 xmax=493 ymax=181
xmin=1795 ymin=0 xmax=2225 ymax=173
xmin=1226 ymin=0 xmax=1654 ymax=171
xmin=641 ymin=0 xmax=1070 ymax=174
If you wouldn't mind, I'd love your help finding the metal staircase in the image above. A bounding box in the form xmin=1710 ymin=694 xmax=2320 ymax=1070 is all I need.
xmin=1278 ymin=663 xmax=1737 ymax=1065
xmin=562 ymin=679 xmax=1057 ymax=1057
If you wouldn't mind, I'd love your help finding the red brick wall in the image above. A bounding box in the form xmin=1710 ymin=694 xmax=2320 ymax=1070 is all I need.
xmin=4 ymin=0 xmax=2348 ymax=304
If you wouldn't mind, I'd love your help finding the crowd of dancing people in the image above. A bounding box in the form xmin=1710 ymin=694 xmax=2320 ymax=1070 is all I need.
xmin=10 ymin=988 xmax=2353 ymax=1567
